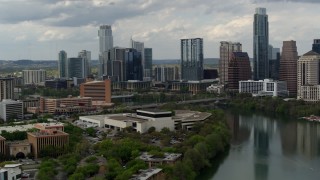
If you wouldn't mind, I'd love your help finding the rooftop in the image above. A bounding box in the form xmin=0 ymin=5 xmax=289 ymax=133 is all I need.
xmin=137 ymin=109 xmax=172 ymax=114
xmin=7 ymin=140 xmax=30 ymax=146
xmin=28 ymin=130 xmax=68 ymax=137
xmin=130 ymin=168 xmax=162 ymax=180
xmin=139 ymin=152 xmax=182 ymax=162
xmin=174 ymin=110 xmax=211 ymax=122
xmin=4 ymin=164 xmax=22 ymax=168
xmin=0 ymin=124 xmax=35 ymax=133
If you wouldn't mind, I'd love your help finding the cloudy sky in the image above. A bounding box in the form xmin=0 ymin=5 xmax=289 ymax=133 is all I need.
xmin=0 ymin=0 xmax=319 ymax=60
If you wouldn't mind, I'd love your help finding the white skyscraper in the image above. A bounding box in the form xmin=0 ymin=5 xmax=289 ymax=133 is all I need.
xmin=98 ymin=25 xmax=113 ymax=77
xmin=78 ymin=50 xmax=91 ymax=77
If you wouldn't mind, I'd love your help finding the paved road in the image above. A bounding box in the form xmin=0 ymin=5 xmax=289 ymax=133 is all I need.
xmin=127 ymin=97 xmax=227 ymax=110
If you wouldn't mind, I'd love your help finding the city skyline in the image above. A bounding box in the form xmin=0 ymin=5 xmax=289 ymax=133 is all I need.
xmin=0 ymin=0 xmax=319 ymax=60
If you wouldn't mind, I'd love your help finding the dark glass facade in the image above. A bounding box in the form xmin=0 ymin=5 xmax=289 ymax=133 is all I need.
xmin=68 ymin=58 xmax=85 ymax=78
xmin=144 ymin=48 xmax=153 ymax=79
xmin=312 ymin=39 xmax=320 ymax=54
xmin=181 ymin=38 xmax=204 ymax=81
xmin=58 ymin=50 xmax=67 ymax=78
xmin=253 ymin=8 xmax=269 ymax=80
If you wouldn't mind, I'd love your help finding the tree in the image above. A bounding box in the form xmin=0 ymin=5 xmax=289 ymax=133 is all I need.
xmin=147 ymin=127 xmax=156 ymax=134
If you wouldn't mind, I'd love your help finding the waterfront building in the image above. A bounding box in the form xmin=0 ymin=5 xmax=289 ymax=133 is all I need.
xmin=181 ymin=38 xmax=204 ymax=81
xmin=22 ymin=70 xmax=46 ymax=85
xmin=58 ymin=50 xmax=67 ymax=78
xmin=0 ymin=99 xmax=23 ymax=121
xmin=79 ymin=79 xmax=112 ymax=104
xmin=79 ymin=109 xmax=175 ymax=133
xmin=154 ymin=66 xmax=179 ymax=82
xmin=268 ymin=45 xmax=280 ymax=80
xmin=279 ymin=41 xmax=298 ymax=96
xmin=239 ymin=79 xmax=288 ymax=97
xmin=219 ymin=41 xmax=242 ymax=84
xmin=67 ymin=57 xmax=86 ymax=78
xmin=253 ymin=7 xmax=269 ymax=80
xmin=78 ymin=50 xmax=91 ymax=76
xmin=297 ymin=50 xmax=320 ymax=100
xmin=227 ymin=52 xmax=251 ymax=90
xmin=78 ymin=109 xmax=211 ymax=131
xmin=0 ymin=78 xmax=13 ymax=101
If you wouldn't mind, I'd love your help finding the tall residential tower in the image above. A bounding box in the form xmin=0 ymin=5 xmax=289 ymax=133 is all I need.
xmin=219 ymin=41 xmax=242 ymax=85
xmin=253 ymin=7 xmax=269 ymax=80
xmin=180 ymin=38 xmax=204 ymax=81
xmin=58 ymin=50 xmax=67 ymax=78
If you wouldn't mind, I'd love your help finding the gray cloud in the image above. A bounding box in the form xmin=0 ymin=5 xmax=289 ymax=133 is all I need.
xmin=253 ymin=0 xmax=320 ymax=3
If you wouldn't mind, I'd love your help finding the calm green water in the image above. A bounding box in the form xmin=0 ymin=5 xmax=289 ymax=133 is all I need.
xmin=203 ymin=112 xmax=320 ymax=180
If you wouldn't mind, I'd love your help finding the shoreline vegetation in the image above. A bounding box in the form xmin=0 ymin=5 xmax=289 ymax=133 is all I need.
xmin=35 ymin=103 xmax=231 ymax=180
xmin=227 ymin=94 xmax=320 ymax=119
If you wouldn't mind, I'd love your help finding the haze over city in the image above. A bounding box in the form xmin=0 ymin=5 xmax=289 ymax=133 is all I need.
xmin=0 ymin=0 xmax=319 ymax=60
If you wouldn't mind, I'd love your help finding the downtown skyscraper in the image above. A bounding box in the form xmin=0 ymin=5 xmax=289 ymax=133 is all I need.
xmin=58 ymin=50 xmax=67 ymax=78
xmin=98 ymin=25 xmax=113 ymax=77
xmin=279 ymin=41 xmax=298 ymax=96
xmin=253 ymin=7 xmax=269 ymax=80
xmin=219 ymin=41 xmax=242 ymax=85
xmin=180 ymin=38 xmax=204 ymax=81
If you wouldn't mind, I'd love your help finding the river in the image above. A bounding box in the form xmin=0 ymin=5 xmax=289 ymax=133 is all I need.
xmin=201 ymin=112 xmax=320 ymax=180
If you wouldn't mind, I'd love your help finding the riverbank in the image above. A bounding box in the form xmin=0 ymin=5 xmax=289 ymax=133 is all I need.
xmin=227 ymin=96 xmax=320 ymax=118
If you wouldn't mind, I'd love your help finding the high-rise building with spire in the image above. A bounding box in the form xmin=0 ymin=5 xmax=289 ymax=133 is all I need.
xmin=253 ymin=7 xmax=269 ymax=80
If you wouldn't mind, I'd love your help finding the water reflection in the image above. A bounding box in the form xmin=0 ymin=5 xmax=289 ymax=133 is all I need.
xmin=211 ymin=112 xmax=320 ymax=180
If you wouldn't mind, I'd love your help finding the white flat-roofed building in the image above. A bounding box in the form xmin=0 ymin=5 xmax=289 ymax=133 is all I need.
xmin=1 ymin=164 xmax=22 ymax=180
xmin=22 ymin=69 xmax=46 ymax=85
xmin=173 ymin=110 xmax=212 ymax=130
xmin=298 ymin=85 xmax=320 ymax=102
xmin=79 ymin=109 xmax=174 ymax=133
xmin=0 ymin=99 xmax=23 ymax=121
xmin=239 ymin=79 xmax=288 ymax=97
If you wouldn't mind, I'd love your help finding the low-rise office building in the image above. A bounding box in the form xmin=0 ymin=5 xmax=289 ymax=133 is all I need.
xmin=27 ymin=129 xmax=69 ymax=158
xmin=174 ymin=110 xmax=212 ymax=130
xmin=79 ymin=110 xmax=212 ymax=132
xmin=38 ymin=96 xmax=94 ymax=114
xmin=171 ymin=80 xmax=218 ymax=94
xmin=0 ymin=164 xmax=22 ymax=180
xmin=80 ymin=79 xmax=112 ymax=104
xmin=239 ymin=79 xmax=288 ymax=97
xmin=79 ymin=109 xmax=175 ymax=133
xmin=0 ymin=99 xmax=23 ymax=121
xmin=112 ymin=80 xmax=152 ymax=91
